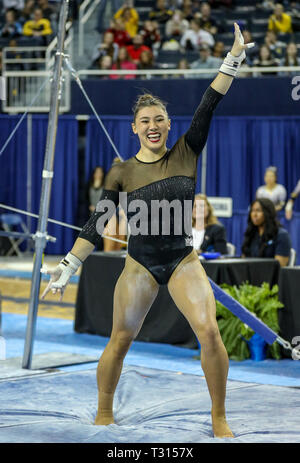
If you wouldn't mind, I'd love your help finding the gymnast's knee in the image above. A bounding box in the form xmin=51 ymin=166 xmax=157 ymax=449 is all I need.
xmin=196 ymin=324 xmax=222 ymax=352
xmin=108 ymin=330 xmax=135 ymax=358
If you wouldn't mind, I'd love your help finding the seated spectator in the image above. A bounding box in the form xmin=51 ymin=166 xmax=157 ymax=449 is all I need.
xmin=140 ymin=20 xmax=161 ymax=51
xmin=242 ymin=198 xmax=291 ymax=267
xmin=264 ymin=30 xmax=286 ymax=59
xmin=199 ymin=2 xmax=218 ymax=35
xmin=37 ymin=0 xmax=56 ymax=22
xmin=149 ymin=0 xmax=173 ymax=24
xmin=242 ymin=30 xmax=257 ymax=64
xmin=114 ymin=4 xmax=139 ymax=38
xmin=23 ymin=7 xmax=53 ymax=44
xmin=0 ymin=8 xmax=22 ymax=38
xmin=19 ymin=0 xmax=35 ymax=24
xmin=137 ymin=49 xmax=155 ymax=78
xmin=87 ymin=166 xmax=105 ymax=215
xmin=91 ymin=31 xmax=119 ymax=67
xmin=180 ymin=18 xmax=215 ymax=51
xmin=126 ymin=34 xmax=151 ymax=65
xmin=280 ymin=42 xmax=300 ymax=75
xmin=165 ymin=9 xmax=189 ymax=39
xmin=268 ymin=3 xmax=293 ymax=34
xmin=173 ymin=57 xmax=190 ymax=78
xmin=106 ymin=18 xmax=131 ymax=48
xmin=256 ymin=166 xmax=287 ymax=212
xmin=110 ymin=46 xmax=137 ymax=79
xmin=192 ymin=194 xmax=227 ymax=255
xmin=181 ymin=0 xmax=195 ymax=22
xmin=96 ymin=54 xmax=113 ymax=79
xmin=252 ymin=44 xmax=278 ymax=76
xmin=212 ymin=41 xmax=225 ymax=58
xmin=188 ymin=43 xmax=222 ymax=78
xmin=285 ymin=179 xmax=300 ymax=220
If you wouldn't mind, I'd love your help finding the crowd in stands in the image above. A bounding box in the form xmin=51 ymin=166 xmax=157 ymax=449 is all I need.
xmin=91 ymin=0 xmax=300 ymax=78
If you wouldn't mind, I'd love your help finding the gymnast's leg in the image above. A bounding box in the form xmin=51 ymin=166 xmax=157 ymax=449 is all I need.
xmin=95 ymin=255 xmax=159 ymax=425
xmin=167 ymin=250 xmax=234 ymax=438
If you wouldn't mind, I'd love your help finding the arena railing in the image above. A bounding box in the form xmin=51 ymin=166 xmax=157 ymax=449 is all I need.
xmin=78 ymin=0 xmax=102 ymax=56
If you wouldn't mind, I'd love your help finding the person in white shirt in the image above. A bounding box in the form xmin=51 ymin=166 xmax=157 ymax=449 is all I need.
xmin=180 ymin=17 xmax=214 ymax=51
xmin=256 ymin=166 xmax=287 ymax=212
xmin=285 ymin=179 xmax=300 ymax=220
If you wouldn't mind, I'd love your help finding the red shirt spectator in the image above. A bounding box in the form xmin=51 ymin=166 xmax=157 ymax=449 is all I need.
xmin=126 ymin=34 xmax=151 ymax=64
xmin=106 ymin=18 xmax=131 ymax=48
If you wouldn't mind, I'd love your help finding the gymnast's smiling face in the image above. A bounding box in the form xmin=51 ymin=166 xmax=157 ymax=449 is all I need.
xmin=132 ymin=106 xmax=171 ymax=155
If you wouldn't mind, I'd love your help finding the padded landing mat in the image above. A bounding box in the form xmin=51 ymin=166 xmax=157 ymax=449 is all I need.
xmin=0 ymin=352 xmax=98 ymax=380
xmin=0 ymin=365 xmax=299 ymax=443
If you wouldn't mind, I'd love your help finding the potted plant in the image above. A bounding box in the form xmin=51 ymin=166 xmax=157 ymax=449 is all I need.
xmin=215 ymin=282 xmax=284 ymax=361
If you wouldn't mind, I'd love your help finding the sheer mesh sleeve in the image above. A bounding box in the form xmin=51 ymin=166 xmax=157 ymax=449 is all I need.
xmin=78 ymin=163 xmax=122 ymax=246
xmin=184 ymin=86 xmax=223 ymax=156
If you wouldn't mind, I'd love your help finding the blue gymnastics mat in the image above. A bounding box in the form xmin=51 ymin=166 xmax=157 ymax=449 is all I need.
xmin=0 ymin=365 xmax=300 ymax=443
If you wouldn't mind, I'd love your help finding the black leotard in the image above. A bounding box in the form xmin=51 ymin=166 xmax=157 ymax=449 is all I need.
xmin=79 ymin=86 xmax=223 ymax=284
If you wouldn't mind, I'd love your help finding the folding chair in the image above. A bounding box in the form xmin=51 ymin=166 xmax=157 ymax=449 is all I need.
xmin=0 ymin=213 xmax=29 ymax=257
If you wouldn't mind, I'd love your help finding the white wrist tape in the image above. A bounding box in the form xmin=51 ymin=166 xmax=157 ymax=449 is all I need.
xmin=219 ymin=51 xmax=245 ymax=77
xmin=59 ymin=252 xmax=82 ymax=273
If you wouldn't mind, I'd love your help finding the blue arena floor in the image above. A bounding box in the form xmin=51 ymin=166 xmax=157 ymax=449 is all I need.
xmin=0 ymin=312 xmax=300 ymax=443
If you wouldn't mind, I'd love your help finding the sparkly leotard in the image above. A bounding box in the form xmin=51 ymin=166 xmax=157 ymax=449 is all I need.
xmin=79 ymin=86 xmax=223 ymax=284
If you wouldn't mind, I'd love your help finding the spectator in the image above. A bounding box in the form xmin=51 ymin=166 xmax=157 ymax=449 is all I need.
xmin=242 ymin=30 xmax=257 ymax=64
xmin=285 ymin=179 xmax=300 ymax=220
xmin=140 ymin=20 xmax=161 ymax=51
xmin=181 ymin=0 xmax=195 ymax=22
xmin=126 ymin=34 xmax=151 ymax=65
xmin=91 ymin=31 xmax=119 ymax=67
xmin=114 ymin=4 xmax=139 ymax=38
xmin=96 ymin=54 xmax=113 ymax=79
xmin=252 ymin=44 xmax=278 ymax=76
xmin=23 ymin=7 xmax=53 ymax=44
xmin=180 ymin=17 xmax=215 ymax=51
xmin=280 ymin=42 xmax=300 ymax=75
xmin=19 ymin=0 xmax=35 ymax=24
xmin=192 ymin=193 xmax=227 ymax=254
xmin=173 ymin=57 xmax=190 ymax=78
xmin=106 ymin=18 xmax=131 ymax=48
xmin=212 ymin=40 xmax=225 ymax=58
xmin=110 ymin=46 xmax=137 ymax=79
xmin=268 ymin=3 xmax=293 ymax=34
xmin=256 ymin=166 xmax=287 ymax=211
xmin=199 ymin=2 xmax=218 ymax=35
xmin=264 ymin=30 xmax=286 ymax=59
xmin=188 ymin=43 xmax=221 ymax=78
xmin=37 ymin=0 xmax=56 ymax=22
xmin=0 ymin=8 xmax=22 ymax=38
xmin=242 ymin=198 xmax=291 ymax=267
xmin=137 ymin=49 xmax=155 ymax=78
xmin=165 ymin=9 xmax=189 ymax=39
xmin=149 ymin=0 xmax=173 ymax=24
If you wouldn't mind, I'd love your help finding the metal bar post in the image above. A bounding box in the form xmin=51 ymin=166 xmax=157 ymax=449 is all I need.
xmin=22 ymin=0 xmax=70 ymax=369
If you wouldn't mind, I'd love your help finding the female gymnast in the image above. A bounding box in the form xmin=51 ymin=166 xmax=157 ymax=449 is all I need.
xmin=42 ymin=23 xmax=254 ymax=438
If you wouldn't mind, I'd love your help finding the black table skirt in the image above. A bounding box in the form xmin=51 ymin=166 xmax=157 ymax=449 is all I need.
xmin=278 ymin=267 xmax=300 ymax=356
xmin=75 ymin=253 xmax=280 ymax=348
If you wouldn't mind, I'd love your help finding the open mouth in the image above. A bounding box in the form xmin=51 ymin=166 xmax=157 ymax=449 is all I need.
xmin=147 ymin=133 xmax=161 ymax=143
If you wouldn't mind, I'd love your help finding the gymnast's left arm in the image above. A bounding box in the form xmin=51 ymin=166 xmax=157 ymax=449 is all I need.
xmin=185 ymin=23 xmax=254 ymax=155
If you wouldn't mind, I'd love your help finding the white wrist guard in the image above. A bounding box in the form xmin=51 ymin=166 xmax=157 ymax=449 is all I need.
xmin=59 ymin=252 xmax=82 ymax=273
xmin=219 ymin=51 xmax=246 ymax=77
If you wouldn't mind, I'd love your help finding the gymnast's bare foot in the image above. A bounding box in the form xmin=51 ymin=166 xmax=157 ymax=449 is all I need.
xmin=212 ymin=411 xmax=234 ymax=438
xmin=94 ymin=414 xmax=114 ymax=425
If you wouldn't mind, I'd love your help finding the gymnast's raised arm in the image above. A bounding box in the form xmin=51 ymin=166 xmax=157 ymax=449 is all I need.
xmin=185 ymin=22 xmax=254 ymax=155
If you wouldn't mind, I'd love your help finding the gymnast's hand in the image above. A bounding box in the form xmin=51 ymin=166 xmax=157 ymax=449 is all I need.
xmin=230 ymin=22 xmax=255 ymax=58
xmin=41 ymin=252 xmax=82 ymax=301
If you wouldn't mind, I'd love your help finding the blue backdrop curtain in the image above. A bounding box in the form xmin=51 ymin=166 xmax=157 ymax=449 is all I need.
xmin=85 ymin=115 xmax=300 ymax=263
xmin=0 ymin=115 xmax=78 ymax=255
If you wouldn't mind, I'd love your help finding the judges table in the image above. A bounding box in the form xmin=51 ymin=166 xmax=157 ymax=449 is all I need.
xmin=278 ymin=267 xmax=300 ymax=356
xmin=75 ymin=253 xmax=280 ymax=349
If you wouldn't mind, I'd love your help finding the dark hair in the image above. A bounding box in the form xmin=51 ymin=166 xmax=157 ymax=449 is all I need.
xmin=242 ymin=198 xmax=280 ymax=257
xmin=132 ymin=93 xmax=168 ymax=122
